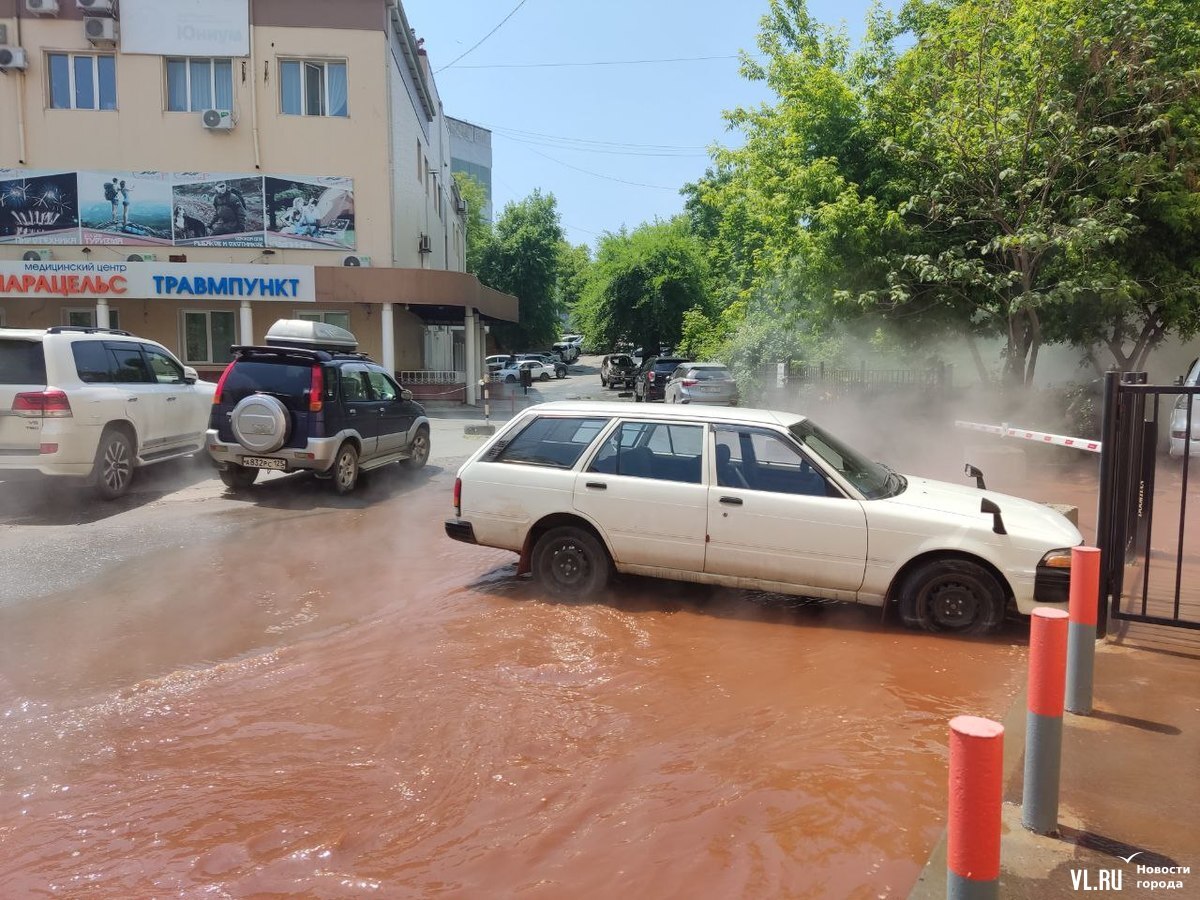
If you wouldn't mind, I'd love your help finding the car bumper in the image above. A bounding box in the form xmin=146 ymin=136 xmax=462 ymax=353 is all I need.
xmin=1033 ymin=565 xmax=1071 ymax=604
xmin=0 ymin=421 xmax=101 ymax=478
xmin=444 ymin=519 xmax=477 ymax=544
xmin=206 ymin=430 xmax=343 ymax=472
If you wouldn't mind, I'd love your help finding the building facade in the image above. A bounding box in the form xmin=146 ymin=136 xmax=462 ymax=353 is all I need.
xmin=448 ymin=116 xmax=493 ymax=224
xmin=0 ymin=0 xmax=514 ymax=403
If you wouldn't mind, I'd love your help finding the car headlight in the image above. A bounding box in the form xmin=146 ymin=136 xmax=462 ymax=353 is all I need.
xmin=1039 ymin=549 xmax=1073 ymax=569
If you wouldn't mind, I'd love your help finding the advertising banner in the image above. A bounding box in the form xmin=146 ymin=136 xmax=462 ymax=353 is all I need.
xmin=0 ymin=169 xmax=354 ymax=250
xmin=0 ymin=260 xmax=316 ymax=302
xmin=119 ymin=0 xmax=250 ymax=58
xmin=0 ymin=172 xmax=80 ymax=245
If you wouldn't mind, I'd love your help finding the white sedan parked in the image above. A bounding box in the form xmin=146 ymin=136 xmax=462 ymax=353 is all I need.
xmin=445 ymin=402 xmax=1082 ymax=635
xmin=496 ymin=360 xmax=556 ymax=383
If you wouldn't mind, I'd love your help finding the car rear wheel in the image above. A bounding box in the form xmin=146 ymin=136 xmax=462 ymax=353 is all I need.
xmin=219 ymin=464 xmax=259 ymax=491
xmin=92 ymin=428 xmax=134 ymax=500
xmin=331 ymin=442 xmax=359 ymax=494
xmin=532 ymin=526 xmax=611 ymax=600
xmin=539 ymin=372 xmax=551 ymax=381
xmin=505 ymin=375 xmax=517 ymax=383
xmin=402 ymin=426 xmax=430 ymax=470
xmin=900 ymin=559 xmax=1006 ymax=635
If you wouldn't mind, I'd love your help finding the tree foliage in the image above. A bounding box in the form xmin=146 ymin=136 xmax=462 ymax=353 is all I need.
xmin=574 ymin=220 xmax=709 ymax=356
xmin=475 ymin=190 xmax=566 ymax=350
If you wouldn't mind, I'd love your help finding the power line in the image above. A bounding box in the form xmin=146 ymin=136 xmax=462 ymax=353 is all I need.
xmin=494 ymin=131 xmax=709 ymax=159
xmin=476 ymin=121 xmax=711 ymax=152
xmin=518 ymin=146 xmax=681 ymax=191
xmin=434 ymin=0 xmax=531 ymax=74
xmin=451 ymin=55 xmax=742 ymax=70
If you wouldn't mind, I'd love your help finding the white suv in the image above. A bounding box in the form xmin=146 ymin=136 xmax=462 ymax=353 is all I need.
xmin=445 ymin=401 xmax=1083 ymax=635
xmin=0 ymin=327 xmax=214 ymax=499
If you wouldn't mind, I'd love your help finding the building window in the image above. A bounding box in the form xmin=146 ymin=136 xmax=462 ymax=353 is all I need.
xmin=48 ymin=53 xmax=117 ymax=110
xmin=181 ymin=310 xmax=236 ymax=365
xmin=166 ymin=57 xmax=234 ymax=112
xmin=280 ymin=60 xmax=348 ymax=117
xmin=416 ymin=141 xmax=422 ymax=181
xmin=295 ymin=310 xmax=350 ymax=331
xmin=63 ymin=308 xmax=120 ymax=331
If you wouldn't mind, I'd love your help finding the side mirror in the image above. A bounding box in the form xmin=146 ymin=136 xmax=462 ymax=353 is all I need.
xmin=400 ymin=388 xmax=414 ymax=401
xmin=183 ymin=365 xmax=198 ymax=384
xmin=964 ymin=463 xmax=987 ymax=490
xmin=980 ymin=497 xmax=1007 ymax=535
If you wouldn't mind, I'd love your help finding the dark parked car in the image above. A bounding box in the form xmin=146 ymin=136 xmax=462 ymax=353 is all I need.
xmin=600 ymin=353 xmax=637 ymax=389
xmin=207 ymin=319 xmax=430 ymax=494
xmin=634 ymin=356 xmax=692 ymax=403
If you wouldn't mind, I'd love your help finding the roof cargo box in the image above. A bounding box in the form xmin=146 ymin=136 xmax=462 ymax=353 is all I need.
xmin=264 ymin=319 xmax=358 ymax=352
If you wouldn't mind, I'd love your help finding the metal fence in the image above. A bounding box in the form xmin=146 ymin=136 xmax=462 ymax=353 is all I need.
xmin=397 ymin=370 xmax=465 ymax=385
xmin=1096 ymin=371 xmax=1199 ymax=635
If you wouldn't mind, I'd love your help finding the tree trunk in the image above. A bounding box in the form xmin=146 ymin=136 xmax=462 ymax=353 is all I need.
xmin=964 ymin=332 xmax=991 ymax=386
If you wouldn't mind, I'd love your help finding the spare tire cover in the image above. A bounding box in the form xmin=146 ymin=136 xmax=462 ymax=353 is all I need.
xmin=231 ymin=393 xmax=290 ymax=453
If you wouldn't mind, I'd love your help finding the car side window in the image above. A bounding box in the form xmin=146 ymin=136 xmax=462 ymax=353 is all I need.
xmin=714 ymin=427 xmax=832 ymax=497
xmin=340 ymin=365 xmax=370 ymax=402
xmin=365 ymin=369 xmax=398 ymax=401
xmin=71 ymin=341 xmax=113 ymax=383
xmin=588 ymin=421 xmax=703 ymax=484
xmin=106 ymin=343 xmax=155 ymax=384
xmin=142 ymin=345 xmax=185 ymax=384
xmin=487 ymin=416 xmax=610 ymax=468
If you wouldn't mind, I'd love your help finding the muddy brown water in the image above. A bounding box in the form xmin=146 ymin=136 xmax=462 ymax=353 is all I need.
xmin=0 ymin=472 xmax=1036 ymax=898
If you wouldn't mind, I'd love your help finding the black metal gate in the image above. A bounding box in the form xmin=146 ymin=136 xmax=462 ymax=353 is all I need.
xmin=1096 ymin=371 xmax=1200 ymax=636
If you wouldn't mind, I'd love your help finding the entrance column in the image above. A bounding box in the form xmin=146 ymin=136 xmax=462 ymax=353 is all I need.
xmin=381 ymin=302 xmax=396 ymax=374
xmin=464 ymin=306 xmax=478 ymax=405
xmin=239 ymin=299 xmax=254 ymax=345
xmin=95 ymin=298 xmax=110 ymax=329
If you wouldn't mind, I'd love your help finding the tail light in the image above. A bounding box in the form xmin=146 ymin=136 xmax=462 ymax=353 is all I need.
xmin=453 ymin=477 xmax=462 ymax=517
xmin=12 ymin=390 xmax=72 ymax=418
xmin=680 ymin=379 xmax=698 ymax=387
xmin=212 ymin=362 xmax=234 ymax=404
xmin=647 ymin=371 xmax=656 ymax=383
xmin=309 ymin=365 xmax=324 ymax=413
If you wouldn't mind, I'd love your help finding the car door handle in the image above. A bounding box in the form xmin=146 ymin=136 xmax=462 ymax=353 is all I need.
xmin=348 ymin=408 xmax=357 ymax=416
xmin=585 ymin=481 xmax=607 ymax=490
xmin=127 ymin=396 xmax=138 ymax=402
xmin=166 ymin=396 xmax=177 ymax=402
xmin=719 ymin=496 xmax=743 ymax=505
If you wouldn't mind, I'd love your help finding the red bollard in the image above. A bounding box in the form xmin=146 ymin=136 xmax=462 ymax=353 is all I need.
xmin=1066 ymin=546 xmax=1102 ymax=715
xmin=947 ymin=715 xmax=1004 ymax=900
xmin=1022 ymin=607 xmax=1069 ymax=834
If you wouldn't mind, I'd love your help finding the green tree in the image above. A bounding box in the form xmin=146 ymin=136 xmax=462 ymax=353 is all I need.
xmin=556 ymin=242 xmax=592 ymax=333
xmin=476 ymin=190 xmax=565 ymax=350
xmin=575 ymin=220 xmax=709 ymax=356
xmin=452 ymin=171 xmax=492 ymax=275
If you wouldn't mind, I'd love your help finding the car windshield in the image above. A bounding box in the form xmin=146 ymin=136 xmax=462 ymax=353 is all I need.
xmin=0 ymin=339 xmax=47 ymax=385
xmin=223 ymin=360 xmax=315 ymax=411
xmin=610 ymin=355 xmax=633 ymax=366
xmin=788 ymin=419 xmax=903 ymax=500
xmin=689 ymin=367 xmax=730 ymax=381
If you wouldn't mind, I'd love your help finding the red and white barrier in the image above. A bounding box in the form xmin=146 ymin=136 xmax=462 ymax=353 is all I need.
xmin=954 ymin=420 xmax=1102 ymax=453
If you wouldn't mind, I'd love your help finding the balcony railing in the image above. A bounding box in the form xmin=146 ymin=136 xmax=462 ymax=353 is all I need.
xmin=398 ymin=370 xmax=465 ymax=385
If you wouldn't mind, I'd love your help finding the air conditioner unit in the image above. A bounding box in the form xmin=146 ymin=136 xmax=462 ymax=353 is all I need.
xmin=126 ymin=253 xmax=156 ymax=262
xmin=342 ymin=255 xmax=372 ymax=267
xmin=455 ymin=198 xmax=467 ymax=215
xmin=201 ymin=108 xmax=236 ymax=131
xmin=84 ymin=16 xmax=117 ymax=45
xmin=25 ymin=0 xmax=60 ymax=15
xmin=418 ymin=234 xmax=432 ymax=254
xmin=0 ymin=47 xmax=27 ymax=71
xmin=76 ymin=0 xmax=115 ymax=13
xmin=22 ymin=249 xmax=53 ymax=261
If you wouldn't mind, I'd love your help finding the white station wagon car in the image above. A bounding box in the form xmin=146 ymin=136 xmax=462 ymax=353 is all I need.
xmin=445 ymin=402 xmax=1082 ymax=635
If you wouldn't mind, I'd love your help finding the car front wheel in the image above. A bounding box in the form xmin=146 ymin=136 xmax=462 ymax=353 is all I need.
xmin=539 ymin=372 xmax=551 ymax=382
xmin=505 ymin=375 xmax=517 ymax=383
xmin=900 ymin=559 xmax=1006 ymax=635
xmin=92 ymin=428 xmax=135 ymax=500
xmin=532 ymin=525 xmax=611 ymax=600
xmin=402 ymin=426 xmax=430 ymax=470
xmin=331 ymin=442 xmax=360 ymax=494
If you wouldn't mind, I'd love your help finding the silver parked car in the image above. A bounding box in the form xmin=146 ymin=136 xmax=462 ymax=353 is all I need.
xmin=663 ymin=362 xmax=738 ymax=406
xmin=1169 ymin=356 xmax=1200 ymax=459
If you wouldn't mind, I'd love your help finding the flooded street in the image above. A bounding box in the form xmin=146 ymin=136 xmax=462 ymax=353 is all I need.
xmin=0 ymin=468 xmax=1033 ymax=898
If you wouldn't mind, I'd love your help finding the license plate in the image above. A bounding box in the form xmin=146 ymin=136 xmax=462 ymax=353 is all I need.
xmin=242 ymin=456 xmax=287 ymax=471
xmin=699 ymin=386 xmax=720 ymax=393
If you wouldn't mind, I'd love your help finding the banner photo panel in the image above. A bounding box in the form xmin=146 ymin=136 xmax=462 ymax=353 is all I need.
xmin=265 ymin=176 xmax=356 ymax=250
xmin=118 ymin=0 xmax=250 ymax=58
xmin=79 ymin=171 xmax=175 ymax=246
xmin=171 ymin=174 xmax=265 ymax=248
xmin=0 ymin=171 xmax=81 ymax=245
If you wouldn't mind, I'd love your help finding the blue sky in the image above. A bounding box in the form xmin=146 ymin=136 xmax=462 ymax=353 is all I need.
xmin=403 ymin=0 xmax=903 ymax=249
